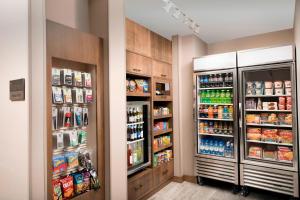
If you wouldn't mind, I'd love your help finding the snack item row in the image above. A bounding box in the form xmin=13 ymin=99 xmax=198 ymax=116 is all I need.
xmin=246 ymin=97 xmax=292 ymax=111
xmin=53 ymin=129 xmax=87 ymax=149
xmin=52 ymin=171 xmax=91 ymax=200
xmin=246 ymin=80 xmax=291 ymax=96
xmin=52 ymin=86 xmax=93 ymax=104
xmin=246 ymin=113 xmax=292 ymax=125
xmin=247 ymin=128 xmax=293 ymax=144
xmin=126 ymin=78 xmax=149 ymax=93
xmin=153 ymin=150 xmax=173 ymax=167
xmin=248 ymin=146 xmax=293 ymax=162
xmin=52 ymin=68 xmax=92 ymax=88
xmin=153 ymin=135 xmax=172 ymax=150
xmin=153 ymin=121 xmax=169 ymax=132
xmin=53 ymin=152 xmax=79 ymax=174
xmin=52 ymin=106 xmax=89 ymax=130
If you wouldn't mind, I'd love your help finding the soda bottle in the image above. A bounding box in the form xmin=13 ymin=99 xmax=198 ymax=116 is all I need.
xmin=219 ymin=122 xmax=223 ymax=134
xmin=225 ymin=90 xmax=231 ymax=103
xmin=223 ymin=106 xmax=228 ymax=119
xmin=206 ymin=90 xmax=211 ymax=103
xmin=214 ymin=122 xmax=219 ymax=134
xmin=228 ymin=106 xmax=233 ymax=119
xmin=204 ymin=121 xmax=208 ymax=133
xmin=208 ymin=105 xmax=214 ymax=118
xmin=220 ymin=90 xmax=225 ymax=103
xmin=209 ymin=121 xmax=214 ymax=134
xmin=210 ymin=90 xmax=215 ymax=103
xmin=200 ymin=76 xmax=204 ymax=87
xmin=213 ymin=105 xmax=218 ymax=119
xmin=223 ymin=122 xmax=228 ymax=135
xmin=215 ymin=90 xmax=220 ymax=103
xmin=204 ymin=139 xmax=209 ymax=154
xmin=204 ymin=75 xmax=209 ymax=87
xmin=218 ymin=106 xmax=223 ymax=119
xmin=204 ymin=105 xmax=208 ymax=118
xmin=199 ymin=122 xmax=204 ymax=133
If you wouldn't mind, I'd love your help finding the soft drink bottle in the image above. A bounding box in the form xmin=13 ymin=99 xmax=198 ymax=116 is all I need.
xmin=220 ymin=90 xmax=225 ymax=103
xmin=215 ymin=90 xmax=220 ymax=103
xmin=223 ymin=106 xmax=228 ymax=119
xmin=225 ymin=90 xmax=231 ymax=103
xmin=208 ymin=106 xmax=214 ymax=118
xmin=206 ymin=90 xmax=211 ymax=103
xmin=201 ymin=90 xmax=206 ymax=103
xmin=228 ymin=106 xmax=233 ymax=119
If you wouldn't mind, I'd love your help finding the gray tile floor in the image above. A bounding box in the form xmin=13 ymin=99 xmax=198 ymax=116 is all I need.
xmin=148 ymin=181 xmax=291 ymax=200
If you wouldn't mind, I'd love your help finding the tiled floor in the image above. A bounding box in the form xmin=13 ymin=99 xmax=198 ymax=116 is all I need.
xmin=148 ymin=181 xmax=290 ymax=200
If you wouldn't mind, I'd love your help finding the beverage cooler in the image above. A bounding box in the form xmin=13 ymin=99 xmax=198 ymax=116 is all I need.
xmin=127 ymin=101 xmax=151 ymax=175
xmin=238 ymin=46 xmax=299 ymax=198
xmin=193 ymin=52 xmax=239 ymax=191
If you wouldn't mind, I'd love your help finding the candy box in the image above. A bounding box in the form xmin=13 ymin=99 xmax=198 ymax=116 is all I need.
xmin=65 ymin=152 xmax=79 ymax=169
xmin=60 ymin=176 xmax=74 ymax=199
xmin=73 ymin=173 xmax=84 ymax=194
xmin=53 ymin=155 xmax=67 ymax=174
xmin=52 ymin=179 xmax=63 ymax=200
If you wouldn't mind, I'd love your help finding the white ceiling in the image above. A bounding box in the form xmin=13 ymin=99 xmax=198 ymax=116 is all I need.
xmin=125 ymin=0 xmax=295 ymax=43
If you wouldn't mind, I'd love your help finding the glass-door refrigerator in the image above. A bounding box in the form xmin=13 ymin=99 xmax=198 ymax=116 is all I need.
xmin=239 ymin=61 xmax=299 ymax=198
xmin=193 ymin=52 xmax=239 ymax=192
xmin=127 ymin=101 xmax=151 ymax=175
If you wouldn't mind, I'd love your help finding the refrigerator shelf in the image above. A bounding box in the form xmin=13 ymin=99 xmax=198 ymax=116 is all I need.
xmin=127 ymin=121 xmax=144 ymax=126
xmin=246 ymin=157 xmax=293 ymax=165
xmin=198 ymin=133 xmax=234 ymax=138
xmin=153 ymin=144 xmax=173 ymax=153
xmin=246 ymin=123 xmax=292 ymax=128
xmin=246 ymin=140 xmax=293 ymax=146
xmin=198 ymin=86 xmax=233 ymax=90
xmin=245 ymin=95 xmax=291 ymax=98
xmin=198 ymin=118 xmax=233 ymax=122
xmin=245 ymin=109 xmax=292 ymax=113
xmin=127 ymin=138 xmax=144 ymax=145
xmin=199 ymin=103 xmax=233 ymax=106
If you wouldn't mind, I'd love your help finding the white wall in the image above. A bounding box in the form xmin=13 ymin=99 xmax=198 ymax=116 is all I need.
xmin=0 ymin=1 xmax=29 ymax=200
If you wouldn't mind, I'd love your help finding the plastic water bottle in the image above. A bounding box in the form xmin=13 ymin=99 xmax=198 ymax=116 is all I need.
xmin=224 ymin=141 xmax=231 ymax=157
xmin=199 ymin=139 xmax=204 ymax=154
xmin=213 ymin=140 xmax=219 ymax=155
xmin=209 ymin=139 xmax=214 ymax=155
xmin=230 ymin=143 xmax=234 ymax=158
xmin=219 ymin=141 xmax=224 ymax=156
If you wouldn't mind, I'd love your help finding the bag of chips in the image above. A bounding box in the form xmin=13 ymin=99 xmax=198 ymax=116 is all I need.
xmin=65 ymin=152 xmax=79 ymax=169
xmin=52 ymin=155 xmax=67 ymax=174
xmin=52 ymin=179 xmax=62 ymax=200
xmin=73 ymin=173 xmax=84 ymax=194
xmin=60 ymin=176 xmax=74 ymax=199
xmin=82 ymin=171 xmax=91 ymax=191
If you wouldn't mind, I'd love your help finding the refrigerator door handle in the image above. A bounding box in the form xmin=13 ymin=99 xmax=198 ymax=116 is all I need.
xmin=239 ymin=103 xmax=242 ymax=128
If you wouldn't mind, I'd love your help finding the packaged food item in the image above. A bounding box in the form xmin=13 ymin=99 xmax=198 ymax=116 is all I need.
xmin=73 ymin=173 xmax=84 ymax=194
xmin=73 ymin=71 xmax=83 ymax=87
xmin=246 ymin=114 xmax=260 ymax=124
xmin=74 ymin=88 xmax=84 ymax=104
xmin=285 ymin=87 xmax=292 ymax=96
xmin=247 ymin=128 xmax=261 ymax=141
xmin=267 ymin=113 xmax=278 ymax=124
xmin=278 ymin=113 xmax=286 ymax=125
xmin=245 ymin=98 xmax=256 ymax=109
xmin=73 ymin=106 xmax=83 ymax=127
xmin=53 ymin=132 xmax=64 ymax=149
xmin=52 ymin=107 xmax=58 ymax=130
xmin=284 ymin=80 xmax=291 ymax=88
xmin=279 ymin=96 xmax=286 ymax=105
xmin=254 ymin=81 xmax=262 ymax=88
xmin=264 ymin=81 xmax=273 ymax=89
xmin=129 ymin=80 xmax=136 ymax=92
xmin=135 ymin=79 xmax=144 ymax=92
xmin=262 ymin=102 xmax=277 ymax=110
xmin=83 ymin=107 xmax=89 ymax=126
xmin=82 ymin=72 xmax=92 ymax=87
xmin=263 ymin=149 xmax=277 ymax=160
xmin=286 ymin=96 xmax=292 ymax=104
xmin=143 ymin=80 xmax=149 ymax=93
xmin=52 ymin=68 xmax=61 ymax=86
xmin=62 ymin=87 xmax=72 ymax=104
xmin=126 ymin=79 xmax=130 ymax=92
xmin=274 ymin=81 xmax=283 ymax=88
xmin=84 ymin=89 xmax=93 ymax=103
xmin=53 ymin=155 xmax=67 ymax=174
xmin=82 ymin=171 xmax=91 ymax=191
xmin=62 ymin=69 xmax=73 ymax=86
xmin=246 ymin=82 xmax=254 ymax=88
xmin=277 ymin=147 xmax=293 ymax=162
xmin=60 ymin=176 xmax=74 ymax=198
xmin=248 ymin=146 xmax=262 ymax=159
xmin=286 ymin=104 xmax=292 ymax=110
xmin=264 ymin=88 xmax=273 ymax=95
xmin=52 ymin=179 xmax=63 ymax=200
xmin=255 ymin=88 xmax=263 ymax=95
xmin=284 ymin=114 xmax=292 ymax=125
xmin=278 ymin=130 xmax=293 ymax=144
xmin=62 ymin=107 xmax=72 ymax=128
xmin=260 ymin=113 xmax=268 ymax=123
xmin=78 ymin=130 xmax=87 ymax=144
xmin=275 ymin=88 xmax=284 ymax=95
xmin=65 ymin=152 xmax=79 ymax=169
xmin=52 ymin=87 xmax=64 ymax=104
xmin=261 ymin=129 xmax=278 ymax=142
xmin=257 ymin=98 xmax=262 ymax=110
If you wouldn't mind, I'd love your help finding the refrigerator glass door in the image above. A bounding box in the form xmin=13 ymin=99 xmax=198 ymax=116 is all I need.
xmin=239 ymin=63 xmax=297 ymax=170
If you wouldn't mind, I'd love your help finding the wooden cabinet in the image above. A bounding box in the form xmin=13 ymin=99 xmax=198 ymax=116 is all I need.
xmin=152 ymin=160 xmax=174 ymax=187
xmin=151 ymin=32 xmax=172 ymax=64
xmin=152 ymin=60 xmax=172 ymax=79
xmin=127 ymin=51 xmax=152 ymax=76
xmin=126 ymin=19 xmax=151 ymax=57
xmin=152 ymin=77 xmax=173 ymax=101
xmin=128 ymin=169 xmax=153 ymax=200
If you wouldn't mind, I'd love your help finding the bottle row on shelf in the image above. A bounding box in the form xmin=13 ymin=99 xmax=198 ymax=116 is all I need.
xmin=52 ymin=68 xmax=92 ymax=88
xmin=153 ymin=150 xmax=173 ymax=167
xmin=246 ymin=113 xmax=292 ymax=126
xmin=246 ymin=80 xmax=291 ymax=96
xmin=126 ymin=78 xmax=150 ymax=94
xmin=127 ymin=124 xmax=144 ymax=141
xmin=127 ymin=141 xmax=144 ymax=168
xmin=199 ymin=89 xmax=233 ymax=104
xmin=246 ymin=97 xmax=292 ymax=111
xmin=127 ymin=106 xmax=143 ymax=124
xmin=199 ymin=105 xmax=233 ymax=120
xmin=52 ymin=106 xmax=89 ymax=130
xmin=247 ymin=128 xmax=293 ymax=144
xmin=153 ymin=135 xmax=172 ymax=151
xmin=52 ymin=86 xmax=93 ymax=104
xmin=248 ymin=145 xmax=293 ymax=162
xmin=53 ymin=129 xmax=87 ymax=150
xmin=199 ymin=121 xmax=233 ymax=135
xmin=199 ymin=73 xmax=233 ymax=88
xmin=199 ymin=138 xmax=234 ymax=158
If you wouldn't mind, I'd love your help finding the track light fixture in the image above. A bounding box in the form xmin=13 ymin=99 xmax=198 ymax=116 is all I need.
xmin=161 ymin=0 xmax=201 ymax=37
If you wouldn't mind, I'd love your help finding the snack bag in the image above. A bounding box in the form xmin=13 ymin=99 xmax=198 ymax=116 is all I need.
xmin=60 ymin=176 xmax=74 ymax=199
xmin=65 ymin=152 xmax=79 ymax=169
xmin=78 ymin=130 xmax=87 ymax=144
xmin=135 ymin=79 xmax=144 ymax=92
xmin=82 ymin=171 xmax=91 ymax=191
xmin=53 ymin=155 xmax=67 ymax=174
xmin=73 ymin=173 xmax=84 ymax=194
xmin=52 ymin=179 xmax=63 ymax=200
xmin=73 ymin=71 xmax=83 ymax=87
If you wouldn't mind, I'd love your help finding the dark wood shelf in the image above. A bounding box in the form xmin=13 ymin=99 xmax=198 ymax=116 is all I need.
xmin=127 ymin=91 xmax=151 ymax=97
xmin=153 ymin=128 xmax=173 ymax=137
xmin=153 ymin=114 xmax=173 ymax=120
xmin=153 ymin=144 xmax=173 ymax=153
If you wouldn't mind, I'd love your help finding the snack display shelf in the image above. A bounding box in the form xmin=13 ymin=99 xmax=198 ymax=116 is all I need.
xmin=246 ymin=140 xmax=293 ymax=146
xmin=127 ymin=138 xmax=144 ymax=145
xmin=52 ymin=103 xmax=90 ymax=106
xmin=245 ymin=95 xmax=291 ymax=98
xmin=198 ymin=86 xmax=233 ymax=90
xmin=198 ymin=133 xmax=234 ymax=138
xmin=153 ymin=128 xmax=173 ymax=137
xmin=245 ymin=109 xmax=292 ymax=113
xmin=127 ymin=92 xmax=151 ymax=97
xmin=246 ymin=123 xmax=292 ymax=128
xmin=199 ymin=103 xmax=233 ymax=106
xmin=198 ymin=118 xmax=233 ymax=122
xmin=127 ymin=121 xmax=144 ymax=126
xmin=153 ymin=114 xmax=173 ymax=120
xmin=153 ymin=144 xmax=173 ymax=153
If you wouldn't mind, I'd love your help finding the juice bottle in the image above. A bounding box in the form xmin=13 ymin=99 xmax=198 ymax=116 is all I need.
xmin=223 ymin=106 xmax=228 ymax=119
xmin=199 ymin=122 xmax=204 ymax=133
xmin=208 ymin=105 xmax=214 ymax=118
xmin=220 ymin=90 xmax=225 ymax=103
xmin=214 ymin=122 xmax=219 ymax=134
xmin=213 ymin=105 xmax=218 ymax=118
xmin=204 ymin=105 xmax=208 ymax=118
xmin=204 ymin=122 xmax=208 ymax=133
xmin=228 ymin=106 xmax=233 ymax=119
xmin=209 ymin=121 xmax=214 ymax=134
xmin=218 ymin=106 xmax=223 ymax=119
